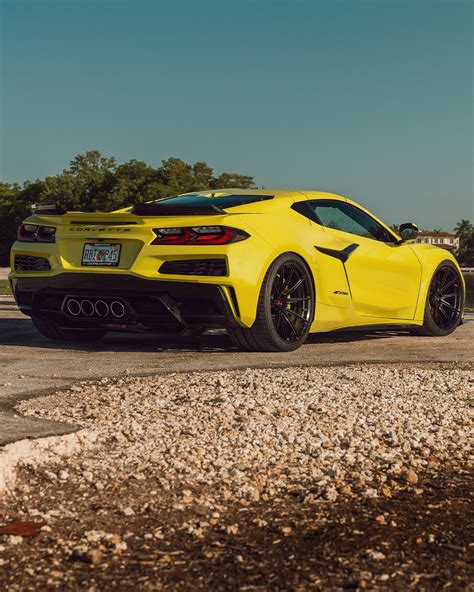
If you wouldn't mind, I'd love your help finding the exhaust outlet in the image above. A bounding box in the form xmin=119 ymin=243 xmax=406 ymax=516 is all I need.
xmin=66 ymin=298 xmax=81 ymax=316
xmin=110 ymin=300 xmax=126 ymax=319
xmin=94 ymin=300 xmax=109 ymax=317
xmin=80 ymin=299 xmax=95 ymax=317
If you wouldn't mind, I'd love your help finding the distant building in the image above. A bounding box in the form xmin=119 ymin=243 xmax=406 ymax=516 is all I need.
xmin=414 ymin=231 xmax=459 ymax=253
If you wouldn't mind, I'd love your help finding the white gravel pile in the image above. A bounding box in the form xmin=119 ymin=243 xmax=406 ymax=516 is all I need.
xmin=17 ymin=365 xmax=473 ymax=502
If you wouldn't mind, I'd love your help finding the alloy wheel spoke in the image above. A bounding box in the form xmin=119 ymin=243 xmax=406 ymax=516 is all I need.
xmin=285 ymin=308 xmax=306 ymax=322
xmin=440 ymin=299 xmax=457 ymax=308
xmin=275 ymin=310 xmax=283 ymax=329
xmin=280 ymin=310 xmax=299 ymax=338
xmin=283 ymin=265 xmax=296 ymax=294
xmin=438 ymin=305 xmax=450 ymax=320
xmin=275 ymin=272 xmax=285 ymax=294
xmin=441 ymin=277 xmax=456 ymax=292
xmin=440 ymin=268 xmax=450 ymax=289
xmin=284 ymin=277 xmax=305 ymax=295
xmin=279 ymin=310 xmax=289 ymax=338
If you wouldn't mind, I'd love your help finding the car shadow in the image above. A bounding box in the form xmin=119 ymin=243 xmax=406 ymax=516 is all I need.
xmin=0 ymin=316 xmax=411 ymax=353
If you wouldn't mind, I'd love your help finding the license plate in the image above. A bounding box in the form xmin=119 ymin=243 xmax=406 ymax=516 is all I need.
xmin=82 ymin=243 xmax=121 ymax=267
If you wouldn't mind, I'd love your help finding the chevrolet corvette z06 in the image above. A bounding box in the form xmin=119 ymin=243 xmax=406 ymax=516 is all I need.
xmin=9 ymin=189 xmax=465 ymax=351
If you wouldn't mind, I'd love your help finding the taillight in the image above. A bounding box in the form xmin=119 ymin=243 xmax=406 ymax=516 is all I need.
xmin=151 ymin=226 xmax=249 ymax=245
xmin=18 ymin=224 xmax=56 ymax=243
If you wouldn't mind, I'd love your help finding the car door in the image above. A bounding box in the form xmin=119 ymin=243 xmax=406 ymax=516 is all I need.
xmin=308 ymin=199 xmax=422 ymax=320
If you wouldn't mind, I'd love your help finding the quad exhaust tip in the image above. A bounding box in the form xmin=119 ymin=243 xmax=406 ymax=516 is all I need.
xmin=80 ymin=299 xmax=95 ymax=317
xmin=64 ymin=297 xmax=127 ymax=319
xmin=66 ymin=298 xmax=81 ymax=316
xmin=94 ymin=300 xmax=109 ymax=317
xmin=110 ymin=300 xmax=126 ymax=319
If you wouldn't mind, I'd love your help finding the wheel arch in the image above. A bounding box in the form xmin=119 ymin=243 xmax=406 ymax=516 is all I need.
xmin=283 ymin=250 xmax=317 ymax=303
xmin=231 ymin=245 xmax=317 ymax=328
xmin=229 ymin=250 xmax=316 ymax=351
xmin=413 ymin=251 xmax=465 ymax=321
xmin=258 ymin=250 xmax=317 ymax=308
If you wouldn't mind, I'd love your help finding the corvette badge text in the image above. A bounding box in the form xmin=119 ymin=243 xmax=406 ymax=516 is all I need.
xmin=69 ymin=228 xmax=132 ymax=232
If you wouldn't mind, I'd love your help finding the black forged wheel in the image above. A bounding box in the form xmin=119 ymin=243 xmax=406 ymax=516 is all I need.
xmin=229 ymin=253 xmax=315 ymax=352
xmin=32 ymin=317 xmax=108 ymax=343
xmin=415 ymin=261 xmax=464 ymax=337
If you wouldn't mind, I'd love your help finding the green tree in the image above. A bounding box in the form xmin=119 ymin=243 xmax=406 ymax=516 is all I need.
xmin=192 ymin=161 xmax=214 ymax=190
xmin=455 ymin=219 xmax=472 ymax=242
xmin=41 ymin=150 xmax=117 ymax=211
xmin=0 ymin=182 xmax=31 ymax=265
xmin=110 ymin=159 xmax=158 ymax=206
xmin=156 ymin=157 xmax=195 ymax=197
xmin=210 ymin=171 xmax=255 ymax=189
xmin=454 ymin=219 xmax=474 ymax=266
xmin=0 ymin=150 xmax=255 ymax=265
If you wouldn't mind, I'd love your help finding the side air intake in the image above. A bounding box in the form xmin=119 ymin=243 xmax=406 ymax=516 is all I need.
xmin=159 ymin=259 xmax=228 ymax=277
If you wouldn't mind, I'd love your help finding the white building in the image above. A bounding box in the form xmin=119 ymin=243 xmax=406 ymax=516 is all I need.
xmin=414 ymin=231 xmax=459 ymax=253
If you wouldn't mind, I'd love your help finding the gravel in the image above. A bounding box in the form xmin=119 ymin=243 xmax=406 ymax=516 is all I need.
xmin=15 ymin=365 xmax=473 ymax=503
xmin=1 ymin=364 xmax=472 ymax=590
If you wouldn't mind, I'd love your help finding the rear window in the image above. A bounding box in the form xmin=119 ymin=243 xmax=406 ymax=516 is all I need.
xmin=155 ymin=194 xmax=273 ymax=209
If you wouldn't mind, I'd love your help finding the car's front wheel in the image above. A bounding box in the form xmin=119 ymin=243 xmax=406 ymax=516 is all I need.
xmin=32 ymin=317 xmax=108 ymax=343
xmin=414 ymin=261 xmax=464 ymax=336
xmin=229 ymin=253 xmax=315 ymax=352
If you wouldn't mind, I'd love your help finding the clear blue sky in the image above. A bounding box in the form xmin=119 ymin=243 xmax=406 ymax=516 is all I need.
xmin=1 ymin=0 xmax=472 ymax=230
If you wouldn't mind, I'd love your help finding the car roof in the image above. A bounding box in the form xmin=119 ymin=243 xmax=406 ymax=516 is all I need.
xmin=189 ymin=188 xmax=348 ymax=202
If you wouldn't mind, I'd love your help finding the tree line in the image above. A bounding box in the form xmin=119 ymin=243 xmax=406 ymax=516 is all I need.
xmin=454 ymin=220 xmax=474 ymax=267
xmin=0 ymin=150 xmax=255 ymax=265
xmin=1 ymin=150 xmax=473 ymax=267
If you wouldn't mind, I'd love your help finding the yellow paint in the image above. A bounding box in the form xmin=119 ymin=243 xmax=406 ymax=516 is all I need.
xmin=9 ymin=189 xmax=465 ymax=331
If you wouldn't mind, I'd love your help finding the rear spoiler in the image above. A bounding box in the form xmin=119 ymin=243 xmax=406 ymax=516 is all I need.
xmin=131 ymin=203 xmax=226 ymax=216
xmin=32 ymin=203 xmax=68 ymax=215
xmin=30 ymin=202 xmax=227 ymax=217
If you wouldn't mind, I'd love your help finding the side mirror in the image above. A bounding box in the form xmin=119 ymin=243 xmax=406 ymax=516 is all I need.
xmin=399 ymin=222 xmax=419 ymax=241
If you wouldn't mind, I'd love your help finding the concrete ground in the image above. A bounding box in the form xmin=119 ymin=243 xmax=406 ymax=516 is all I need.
xmin=0 ymin=295 xmax=472 ymax=446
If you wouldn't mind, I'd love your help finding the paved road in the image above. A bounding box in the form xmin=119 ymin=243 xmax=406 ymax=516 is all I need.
xmin=0 ymin=296 xmax=472 ymax=445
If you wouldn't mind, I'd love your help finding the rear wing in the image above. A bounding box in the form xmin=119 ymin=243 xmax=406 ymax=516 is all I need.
xmin=30 ymin=202 xmax=227 ymax=217
xmin=32 ymin=203 xmax=67 ymax=215
xmin=131 ymin=203 xmax=226 ymax=216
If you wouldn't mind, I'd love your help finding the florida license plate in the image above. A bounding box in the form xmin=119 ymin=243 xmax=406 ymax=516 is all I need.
xmin=82 ymin=243 xmax=121 ymax=267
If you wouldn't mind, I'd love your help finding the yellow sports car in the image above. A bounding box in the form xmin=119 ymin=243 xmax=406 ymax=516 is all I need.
xmin=9 ymin=189 xmax=465 ymax=351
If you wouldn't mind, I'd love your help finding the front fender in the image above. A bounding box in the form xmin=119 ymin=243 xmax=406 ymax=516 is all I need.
xmin=411 ymin=245 xmax=465 ymax=321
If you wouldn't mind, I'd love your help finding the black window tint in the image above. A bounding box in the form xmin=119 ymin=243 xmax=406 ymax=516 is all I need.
xmin=156 ymin=194 xmax=273 ymax=209
xmin=291 ymin=201 xmax=319 ymax=223
xmin=308 ymin=200 xmax=395 ymax=243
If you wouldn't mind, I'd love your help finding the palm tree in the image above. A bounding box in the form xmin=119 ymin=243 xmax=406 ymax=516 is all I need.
xmin=454 ymin=219 xmax=474 ymax=265
xmin=454 ymin=219 xmax=472 ymax=239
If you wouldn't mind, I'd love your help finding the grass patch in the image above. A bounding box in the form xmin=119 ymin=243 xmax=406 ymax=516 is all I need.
xmin=0 ymin=279 xmax=12 ymax=295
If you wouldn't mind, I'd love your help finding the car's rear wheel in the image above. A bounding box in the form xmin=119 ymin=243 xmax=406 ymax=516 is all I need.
xmin=229 ymin=253 xmax=315 ymax=352
xmin=32 ymin=317 xmax=108 ymax=343
xmin=414 ymin=261 xmax=464 ymax=336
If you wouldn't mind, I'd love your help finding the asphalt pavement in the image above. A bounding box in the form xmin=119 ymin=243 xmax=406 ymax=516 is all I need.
xmin=0 ymin=295 xmax=472 ymax=446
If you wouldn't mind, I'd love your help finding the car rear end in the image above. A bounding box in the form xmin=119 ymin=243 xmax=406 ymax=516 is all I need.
xmin=9 ymin=192 xmax=286 ymax=334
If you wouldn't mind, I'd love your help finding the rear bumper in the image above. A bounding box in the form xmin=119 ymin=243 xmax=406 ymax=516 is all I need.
xmin=11 ymin=273 xmax=240 ymax=331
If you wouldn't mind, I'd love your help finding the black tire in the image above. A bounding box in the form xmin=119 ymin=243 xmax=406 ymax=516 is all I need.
xmin=32 ymin=317 xmax=108 ymax=343
xmin=229 ymin=253 xmax=315 ymax=352
xmin=414 ymin=260 xmax=464 ymax=336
